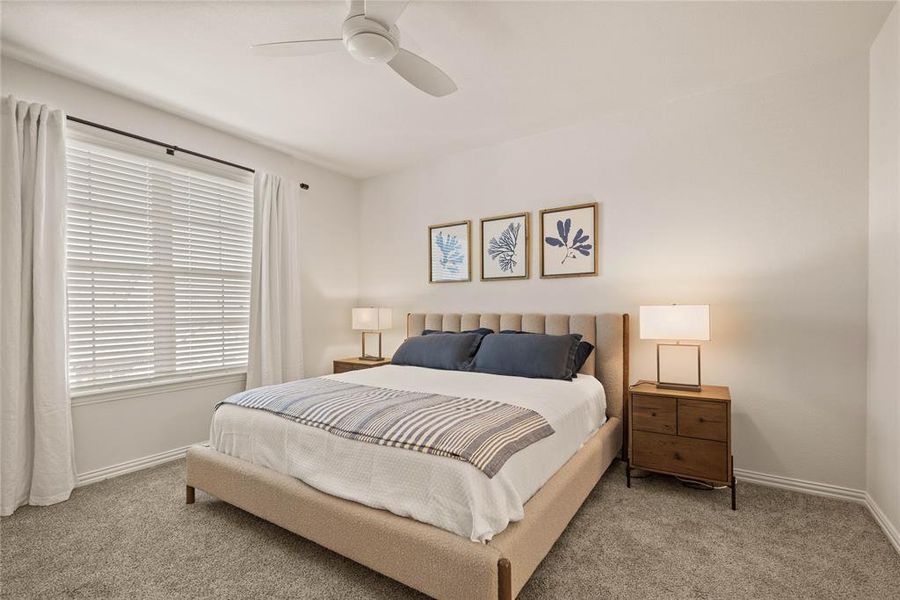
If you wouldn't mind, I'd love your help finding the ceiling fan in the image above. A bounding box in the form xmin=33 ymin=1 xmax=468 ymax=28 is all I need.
xmin=251 ymin=0 xmax=457 ymax=97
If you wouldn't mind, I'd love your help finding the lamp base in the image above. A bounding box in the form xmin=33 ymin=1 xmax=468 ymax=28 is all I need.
xmin=655 ymin=381 xmax=702 ymax=393
xmin=656 ymin=343 xmax=702 ymax=392
xmin=359 ymin=331 xmax=383 ymax=361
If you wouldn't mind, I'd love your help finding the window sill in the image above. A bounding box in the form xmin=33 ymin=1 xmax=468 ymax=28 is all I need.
xmin=70 ymin=370 xmax=247 ymax=407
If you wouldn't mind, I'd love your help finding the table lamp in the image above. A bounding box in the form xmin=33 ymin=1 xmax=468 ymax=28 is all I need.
xmin=352 ymin=307 xmax=392 ymax=361
xmin=639 ymin=304 xmax=710 ymax=392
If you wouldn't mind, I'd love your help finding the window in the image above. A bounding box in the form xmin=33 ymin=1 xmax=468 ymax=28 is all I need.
xmin=65 ymin=138 xmax=253 ymax=393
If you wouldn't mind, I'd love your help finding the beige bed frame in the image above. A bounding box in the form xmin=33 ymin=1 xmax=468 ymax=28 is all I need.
xmin=186 ymin=312 xmax=630 ymax=600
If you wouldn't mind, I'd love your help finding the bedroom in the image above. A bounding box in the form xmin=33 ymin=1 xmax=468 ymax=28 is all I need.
xmin=1 ymin=1 xmax=898 ymax=598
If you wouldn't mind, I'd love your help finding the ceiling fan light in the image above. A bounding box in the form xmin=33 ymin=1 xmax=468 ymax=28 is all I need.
xmin=347 ymin=31 xmax=397 ymax=64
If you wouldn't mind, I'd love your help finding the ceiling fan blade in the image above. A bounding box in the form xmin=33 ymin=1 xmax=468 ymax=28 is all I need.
xmin=364 ymin=0 xmax=409 ymax=28
xmin=388 ymin=48 xmax=457 ymax=97
xmin=251 ymin=38 xmax=343 ymax=57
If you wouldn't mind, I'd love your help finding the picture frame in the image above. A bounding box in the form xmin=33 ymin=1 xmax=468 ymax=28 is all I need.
xmin=539 ymin=202 xmax=598 ymax=278
xmin=428 ymin=220 xmax=472 ymax=283
xmin=480 ymin=212 xmax=529 ymax=281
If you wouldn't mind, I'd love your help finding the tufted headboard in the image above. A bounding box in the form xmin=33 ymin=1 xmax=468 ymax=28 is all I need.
xmin=406 ymin=313 xmax=630 ymax=419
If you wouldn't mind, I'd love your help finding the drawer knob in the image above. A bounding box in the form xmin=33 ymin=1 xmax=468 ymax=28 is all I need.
xmin=651 ymin=411 xmax=657 ymax=417
xmin=674 ymin=452 xmax=682 ymax=460
xmin=698 ymin=417 xmax=705 ymax=423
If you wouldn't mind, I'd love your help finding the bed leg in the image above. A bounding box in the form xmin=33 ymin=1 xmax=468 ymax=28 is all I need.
xmin=498 ymin=558 xmax=512 ymax=600
xmin=186 ymin=485 xmax=195 ymax=505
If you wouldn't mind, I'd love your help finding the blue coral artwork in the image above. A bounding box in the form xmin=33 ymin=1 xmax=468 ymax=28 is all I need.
xmin=429 ymin=221 xmax=471 ymax=282
xmin=481 ymin=213 xmax=529 ymax=280
xmin=541 ymin=203 xmax=598 ymax=277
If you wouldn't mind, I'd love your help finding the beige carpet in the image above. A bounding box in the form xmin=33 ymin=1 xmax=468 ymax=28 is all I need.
xmin=2 ymin=459 xmax=898 ymax=599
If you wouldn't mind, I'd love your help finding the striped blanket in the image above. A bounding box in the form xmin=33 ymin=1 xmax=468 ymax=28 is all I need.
xmin=217 ymin=378 xmax=555 ymax=478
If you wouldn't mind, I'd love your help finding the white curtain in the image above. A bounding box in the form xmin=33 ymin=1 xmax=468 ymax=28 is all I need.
xmin=247 ymin=172 xmax=304 ymax=389
xmin=1 ymin=96 xmax=76 ymax=516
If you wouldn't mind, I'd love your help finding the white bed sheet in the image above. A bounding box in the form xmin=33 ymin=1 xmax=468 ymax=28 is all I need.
xmin=210 ymin=365 xmax=606 ymax=542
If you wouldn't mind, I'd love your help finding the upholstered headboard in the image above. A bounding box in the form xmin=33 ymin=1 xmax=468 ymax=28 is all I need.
xmin=406 ymin=313 xmax=630 ymax=419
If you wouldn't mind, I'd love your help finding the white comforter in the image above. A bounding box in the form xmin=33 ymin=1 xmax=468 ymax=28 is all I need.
xmin=210 ymin=365 xmax=606 ymax=542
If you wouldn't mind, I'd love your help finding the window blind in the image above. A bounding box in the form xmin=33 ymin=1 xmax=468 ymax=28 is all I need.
xmin=65 ymin=139 xmax=253 ymax=393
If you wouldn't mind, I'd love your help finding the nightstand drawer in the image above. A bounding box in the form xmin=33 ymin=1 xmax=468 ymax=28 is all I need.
xmin=678 ymin=399 xmax=727 ymax=441
xmin=333 ymin=363 xmax=357 ymax=374
xmin=632 ymin=430 xmax=728 ymax=482
xmin=631 ymin=394 xmax=676 ymax=434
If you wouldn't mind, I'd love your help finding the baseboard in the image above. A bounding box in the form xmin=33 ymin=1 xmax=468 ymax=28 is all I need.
xmin=865 ymin=493 xmax=900 ymax=554
xmin=734 ymin=467 xmax=899 ymax=555
xmin=76 ymin=442 xmax=204 ymax=487
xmin=733 ymin=467 xmax=867 ymax=503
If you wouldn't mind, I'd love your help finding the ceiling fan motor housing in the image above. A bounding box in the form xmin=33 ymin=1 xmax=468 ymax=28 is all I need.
xmin=342 ymin=15 xmax=399 ymax=64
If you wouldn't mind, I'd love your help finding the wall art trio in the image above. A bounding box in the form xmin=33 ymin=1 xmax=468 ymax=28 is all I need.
xmin=428 ymin=202 xmax=598 ymax=283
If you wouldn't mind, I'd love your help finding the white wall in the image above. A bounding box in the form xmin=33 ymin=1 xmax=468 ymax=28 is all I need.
xmin=867 ymin=4 xmax=900 ymax=541
xmin=0 ymin=32 xmax=889 ymax=508
xmin=0 ymin=56 xmax=360 ymax=477
xmin=359 ymin=56 xmax=870 ymax=490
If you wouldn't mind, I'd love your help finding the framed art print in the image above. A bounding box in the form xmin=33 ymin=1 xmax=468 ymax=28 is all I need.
xmin=540 ymin=202 xmax=598 ymax=278
xmin=429 ymin=220 xmax=471 ymax=283
xmin=481 ymin=212 xmax=529 ymax=281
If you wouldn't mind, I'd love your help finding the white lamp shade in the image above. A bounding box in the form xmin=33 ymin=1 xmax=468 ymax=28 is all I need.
xmin=639 ymin=305 xmax=710 ymax=341
xmin=352 ymin=307 xmax=392 ymax=331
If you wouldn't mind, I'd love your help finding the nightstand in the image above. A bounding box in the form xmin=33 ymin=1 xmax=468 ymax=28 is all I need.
xmin=626 ymin=381 xmax=735 ymax=509
xmin=333 ymin=356 xmax=392 ymax=374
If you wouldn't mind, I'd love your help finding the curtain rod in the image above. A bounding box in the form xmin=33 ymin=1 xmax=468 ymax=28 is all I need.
xmin=66 ymin=115 xmax=310 ymax=190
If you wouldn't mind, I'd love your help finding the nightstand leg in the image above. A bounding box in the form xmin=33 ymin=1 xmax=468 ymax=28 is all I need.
xmin=730 ymin=454 xmax=736 ymax=510
xmin=626 ymin=462 xmax=631 ymax=488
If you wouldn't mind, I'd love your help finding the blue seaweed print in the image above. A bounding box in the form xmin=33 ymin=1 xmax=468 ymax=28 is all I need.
xmin=434 ymin=232 xmax=464 ymax=275
xmin=487 ymin=222 xmax=522 ymax=273
xmin=545 ymin=218 xmax=592 ymax=264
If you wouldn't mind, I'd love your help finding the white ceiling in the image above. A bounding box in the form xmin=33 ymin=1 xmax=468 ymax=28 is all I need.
xmin=1 ymin=1 xmax=893 ymax=179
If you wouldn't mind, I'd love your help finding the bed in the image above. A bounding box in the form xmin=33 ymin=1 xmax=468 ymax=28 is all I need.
xmin=185 ymin=312 xmax=630 ymax=600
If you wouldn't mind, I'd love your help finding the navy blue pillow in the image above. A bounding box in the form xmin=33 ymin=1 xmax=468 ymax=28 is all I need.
xmin=471 ymin=333 xmax=582 ymax=380
xmin=499 ymin=331 xmax=593 ymax=377
xmin=572 ymin=340 xmax=595 ymax=374
xmin=391 ymin=332 xmax=483 ymax=371
xmin=422 ymin=327 xmax=494 ymax=337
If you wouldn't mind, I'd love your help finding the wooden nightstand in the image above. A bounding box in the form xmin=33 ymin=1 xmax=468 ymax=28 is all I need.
xmin=333 ymin=356 xmax=392 ymax=374
xmin=626 ymin=381 xmax=735 ymax=509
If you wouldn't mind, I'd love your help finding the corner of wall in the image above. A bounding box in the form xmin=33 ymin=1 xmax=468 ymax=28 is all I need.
xmin=866 ymin=0 xmax=900 ymax=552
